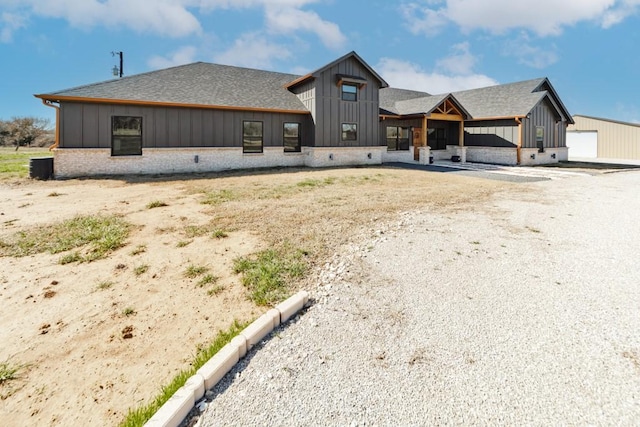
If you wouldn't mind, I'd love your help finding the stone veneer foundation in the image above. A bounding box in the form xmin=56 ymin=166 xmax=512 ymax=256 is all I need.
xmin=52 ymin=146 xmax=386 ymax=178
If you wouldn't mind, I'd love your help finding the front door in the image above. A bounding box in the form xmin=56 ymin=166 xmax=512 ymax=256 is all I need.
xmin=413 ymin=129 xmax=422 ymax=161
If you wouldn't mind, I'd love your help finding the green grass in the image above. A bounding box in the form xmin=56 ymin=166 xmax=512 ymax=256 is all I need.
xmin=96 ymin=280 xmax=115 ymax=290
xmin=197 ymin=274 xmax=218 ymax=288
xmin=207 ymin=284 xmax=226 ymax=296
xmin=146 ymin=200 xmax=168 ymax=209
xmin=233 ymin=245 xmax=308 ymax=306
xmin=59 ymin=251 xmax=82 ymax=265
xmin=0 ymin=214 xmax=131 ymax=261
xmin=211 ymin=229 xmax=228 ymax=239
xmin=176 ymin=240 xmax=191 ymax=248
xmin=0 ymin=148 xmax=51 ymax=179
xmin=184 ymin=264 xmax=208 ymax=279
xmin=200 ymin=189 xmax=237 ymax=205
xmin=122 ymin=307 xmax=136 ymax=317
xmin=0 ymin=361 xmax=23 ymax=385
xmin=119 ymin=319 xmax=248 ymax=427
xmin=133 ymin=264 xmax=149 ymax=276
xmin=184 ymin=225 xmax=207 ymax=238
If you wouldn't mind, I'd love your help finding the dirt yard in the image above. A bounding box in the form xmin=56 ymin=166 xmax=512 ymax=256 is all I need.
xmin=0 ymin=166 xmax=511 ymax=426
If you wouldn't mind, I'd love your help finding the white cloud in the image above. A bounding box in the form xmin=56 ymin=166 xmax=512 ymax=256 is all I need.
xmin=200 ymin=0 xmax=346 ymax=49
xmin=377 ymin=48 xmax=498 ymax=94
xmin=435 ymin=41 xmax=477 ymax=74
xmin=148 ymin=46 xmax=198 ymax=69
xmin=503 ymin=34 xmax=559 ymax=69
xmin=213 ymin=32 xmax=292 ymax=68
xmin=1 ymin=11 xmax=27 ymax=43
xmin=402 ymin=0 xmax=639 ymax=36
xmin=1 ymin=0 xmax=202 ymax=38
xmin=264 ymin=6 xmax=346 ymax=49
xmin=0 ymin=0 xmax=345 ymax=48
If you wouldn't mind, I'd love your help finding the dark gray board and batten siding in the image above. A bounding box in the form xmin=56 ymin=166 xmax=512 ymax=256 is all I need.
xmin=59 ymin=103 xmax=313 ymax=149
xmin=522 ymin=98 xmax=566 ymax=149
xmin=295 ymin=56 xmax=382 ymax=148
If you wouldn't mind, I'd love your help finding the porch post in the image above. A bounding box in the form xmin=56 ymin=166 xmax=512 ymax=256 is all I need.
xmin=421 ymin=115 xmax=427 ymax=147
xmin=515 ymin=117 xmax=522 ymax=165
xmin=459 ymin=120 xmax=464 ymax=146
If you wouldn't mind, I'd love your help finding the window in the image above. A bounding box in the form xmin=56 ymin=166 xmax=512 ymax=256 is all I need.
xmin=243 ymin=121 xmax=263 ymax=153
xmin=427 ymin=127 xmax=447 ymax=150
xmin=112 ymin=116 xmax=142 ymax=156
xmin=342 ymin=123 xmax=357 ymax=141
xmin=341 ymin=84 xmax=357 ymax=102
xmin=536 ymin=126 xmax=545 ymax=152
xmin=283 ymin=123 xmax=301 ymax=152
xmin=386 ymin=126 xmax=410 ymax=151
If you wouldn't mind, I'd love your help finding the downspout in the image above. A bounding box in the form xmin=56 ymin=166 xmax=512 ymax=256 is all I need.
xmin=515 ymin=117 xmax=522 ymax=165
xmin=41 ymin=99 xmax=60 ymax=151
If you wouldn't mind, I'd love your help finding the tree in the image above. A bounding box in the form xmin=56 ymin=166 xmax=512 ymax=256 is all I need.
xmin=0 ymin=117 xmax=52 ymax=151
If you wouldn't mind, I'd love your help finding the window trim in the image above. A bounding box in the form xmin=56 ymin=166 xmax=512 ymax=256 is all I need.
xmin=283 ymin=122 xmax=301 ymax=153
xmin=243 ymin=120 xmax=264 ymax=154
xmin=341 ymin=83 xmax=358 ymax=102
xmin=111 ymin=115 xmax=142 ymax=157
xmin=341 ymin=123 xmax=357 ymax=141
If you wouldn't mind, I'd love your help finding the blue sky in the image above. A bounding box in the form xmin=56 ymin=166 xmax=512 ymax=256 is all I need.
xmin=1 ymin=0 xmax=639 ymax=125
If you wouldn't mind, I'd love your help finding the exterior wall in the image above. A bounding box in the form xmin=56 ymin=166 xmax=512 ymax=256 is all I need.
xmin=312 ymin=56 xmax=381 ymax=148
xmin=568 ymin=116 xmax=640 ymax=160
xmin=382 ymin=148 xmax=414 ymax=163
xmin=305 ymin=146 xmax=383 ymax=167
xmin=466 ymin=147 xmax=518 ymax=165
xmin=59 ymin=102 xmax=313 ymax=150
xmin=52 ymin=146 xmax=384 ymax=178
xmin=464 ymin=120 xmax=518 ymax=147
xmin=520 ymin=147 xmax=567 ymax=165
xmin=522 ymin=98 xmax=565 ymax=149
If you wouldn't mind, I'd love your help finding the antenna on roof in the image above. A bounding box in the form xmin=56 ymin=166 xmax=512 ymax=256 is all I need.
xmin=111 ymin=51 xmax=123 ymax=78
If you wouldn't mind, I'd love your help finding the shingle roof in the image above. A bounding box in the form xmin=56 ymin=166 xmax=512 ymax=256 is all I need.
xmin=379 ymin=87 xmax=431 ymax=114
xmin=450 ymin=78 xmax=548 ymax=118
xmin=38 ymin=62 xmax=308 ymax=112
xmin=379 ymin=78 xmax=572 ymax=121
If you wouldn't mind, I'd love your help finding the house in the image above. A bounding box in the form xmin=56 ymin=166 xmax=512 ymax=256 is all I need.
xmin=567 ymin=115 xmax=640 ymax=161
xmin=35 ymin=51 xmax=573 ymax=178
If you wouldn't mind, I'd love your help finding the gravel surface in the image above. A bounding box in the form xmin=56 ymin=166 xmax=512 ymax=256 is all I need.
xmin=195 ymin=170 xmax=640 ymax=426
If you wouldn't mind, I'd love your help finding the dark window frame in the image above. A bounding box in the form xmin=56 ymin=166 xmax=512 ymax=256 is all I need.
xmin=341 ymin=123 xmax=357 ymax=141
xmin=386 ymin=126 xmax=410 ymax=151
xmin=111 ymin=116 xmax=142 ymax=156
xmin=341 ymin=83 xmax=358 ymax=102
xmin=243 ymin=120 xmax=264 ymax=154
xmin=283 ymin=122 xmax=301 ymax=153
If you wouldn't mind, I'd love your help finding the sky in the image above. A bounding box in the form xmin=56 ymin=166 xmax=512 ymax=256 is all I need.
xmin=1 ymin=0 xmax=639 ymax=126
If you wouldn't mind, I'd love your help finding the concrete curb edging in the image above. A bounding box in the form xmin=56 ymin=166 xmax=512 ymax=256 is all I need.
xmin=143 ymin=290 xmax=309 ymax=427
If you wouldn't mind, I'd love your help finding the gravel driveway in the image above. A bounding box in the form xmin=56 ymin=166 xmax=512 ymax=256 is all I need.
xmin=197 ymin=170 xmax=640 ymax=426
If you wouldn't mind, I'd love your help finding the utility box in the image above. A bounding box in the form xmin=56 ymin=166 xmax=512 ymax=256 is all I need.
xmin=29 ymin=157 xmax=54 ymax=180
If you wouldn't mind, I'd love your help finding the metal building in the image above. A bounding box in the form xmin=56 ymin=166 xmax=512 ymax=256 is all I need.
xmin=567 ymin=115 xmax=640 ymax=161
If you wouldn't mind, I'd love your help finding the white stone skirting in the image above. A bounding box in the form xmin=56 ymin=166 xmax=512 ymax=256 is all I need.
xmin=52 ymin=146 xmax=385 ymax=178
xmin=465 ymin=146 xmax=568 ymax=166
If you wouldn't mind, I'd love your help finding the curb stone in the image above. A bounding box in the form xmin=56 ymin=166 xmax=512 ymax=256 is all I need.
xmin=143 ymin=290 xmax=309 ymax=427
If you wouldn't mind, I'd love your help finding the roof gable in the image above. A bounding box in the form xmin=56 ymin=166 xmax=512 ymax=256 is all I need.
xmin=393 ymin=93 xmax=471 ymax=119
xmin=286 ymin=51 xmax=389 ymax=90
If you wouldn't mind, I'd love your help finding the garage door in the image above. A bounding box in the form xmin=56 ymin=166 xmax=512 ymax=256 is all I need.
xmin=567 ymin=131 xmax=598 ymax=159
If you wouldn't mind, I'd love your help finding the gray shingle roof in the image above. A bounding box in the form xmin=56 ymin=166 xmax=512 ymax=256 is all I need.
xmin=38 ymin=62 xmax=308 ymax=111
xmin=449 ymin=78 xmax=548 ymax=118
xmin=379 ymin=87 xmax=431 ymax=114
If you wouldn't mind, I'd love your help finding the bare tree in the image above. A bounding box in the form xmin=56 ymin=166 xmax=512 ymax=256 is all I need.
xmin=0 ymin=117 xmax=52 ymax=151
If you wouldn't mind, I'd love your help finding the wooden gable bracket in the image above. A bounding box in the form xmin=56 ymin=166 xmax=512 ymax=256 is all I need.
xmin=336 ymin=74 xmax=368 ymax=89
